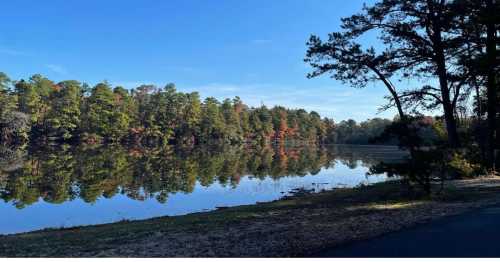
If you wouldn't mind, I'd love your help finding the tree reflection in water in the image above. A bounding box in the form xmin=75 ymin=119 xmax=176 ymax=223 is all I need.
xmin=0 ymin=144 xmax=405 ymax=209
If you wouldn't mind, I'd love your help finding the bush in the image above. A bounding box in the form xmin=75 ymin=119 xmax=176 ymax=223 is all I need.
xmin=448 ymin=151 xmax=484 ymax=178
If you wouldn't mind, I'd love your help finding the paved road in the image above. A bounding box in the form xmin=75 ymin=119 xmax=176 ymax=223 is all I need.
xmin=313 ymin=205 xmax=500 ymax=257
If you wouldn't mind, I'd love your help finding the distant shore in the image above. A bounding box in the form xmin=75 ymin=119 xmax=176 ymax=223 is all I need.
xmin=2 ymin=177 xmax=500 ymax=257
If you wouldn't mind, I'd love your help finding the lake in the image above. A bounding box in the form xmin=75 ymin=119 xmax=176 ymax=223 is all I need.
xmin=0 ymin=144 xmax=406 ymax=235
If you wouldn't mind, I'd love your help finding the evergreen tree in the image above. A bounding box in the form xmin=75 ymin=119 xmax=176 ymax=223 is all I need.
xmin=46 ymin=81 xmax=82 ymax=140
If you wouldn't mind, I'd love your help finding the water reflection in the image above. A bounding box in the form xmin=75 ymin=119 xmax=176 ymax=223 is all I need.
xmin=0 ymin=144 xmax=405 ymax=234
xmin=0 ymin=145 xmax=408 ymax=209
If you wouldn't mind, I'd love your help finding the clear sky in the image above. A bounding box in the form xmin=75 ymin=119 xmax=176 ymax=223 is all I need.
xmin=0 ymin=0 xmax=395 ymax=122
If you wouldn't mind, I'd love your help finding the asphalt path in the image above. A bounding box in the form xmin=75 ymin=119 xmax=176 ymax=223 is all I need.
xmin=312 ymin=205 xmax=500 ymax=257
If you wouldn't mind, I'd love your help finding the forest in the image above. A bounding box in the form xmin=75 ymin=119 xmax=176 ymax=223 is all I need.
xmin=0 ymin=72 xmax=403 ymax=147
xmin=0 ymin=73 xmax=333 ymax=146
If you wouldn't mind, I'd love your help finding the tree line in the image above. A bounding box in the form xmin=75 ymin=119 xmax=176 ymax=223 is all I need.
xmin=330 ymin=118 xmax=396 ymax=145
xmin=0 ymin=72 xmax=413 ymax=147
xmin=305 ymin=0 xmax=499 ymax=178
xmin=0 ymin=73 xmax=339 ymax=146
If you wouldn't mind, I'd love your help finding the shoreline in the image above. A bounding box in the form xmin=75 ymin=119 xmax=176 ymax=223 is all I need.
xmin=2 ymin=177 xmax=500 ymax=257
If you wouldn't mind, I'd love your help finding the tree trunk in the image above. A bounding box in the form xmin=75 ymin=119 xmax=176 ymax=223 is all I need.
xmin=369 ymin=65 xmax=407 ymax=121
xmin=435 ymin=51 xmax=461 ymax=147
xmin=391 ymin=89 xmax=406 ymax=121
xmin=428 ymin=2 xmax=461 ymax=148
xmin=485 ymin=0 xmax=498 ymax=169
xmin=475 ymin=83 xmax=482 ymax=119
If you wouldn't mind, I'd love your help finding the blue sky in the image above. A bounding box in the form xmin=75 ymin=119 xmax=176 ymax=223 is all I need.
xmin=0 ymin=0 xmax=396 ymax=121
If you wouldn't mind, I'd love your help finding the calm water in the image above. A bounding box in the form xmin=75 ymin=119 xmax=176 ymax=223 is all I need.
xmin=0 ymin=144 xmax=406 ymax=234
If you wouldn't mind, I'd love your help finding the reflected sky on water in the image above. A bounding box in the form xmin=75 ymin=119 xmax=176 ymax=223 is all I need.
xmin=0 ymin=144 xmax=406 ymax=234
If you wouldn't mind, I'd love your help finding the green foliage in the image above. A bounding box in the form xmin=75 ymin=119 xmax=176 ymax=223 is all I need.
xmin=14 ymin=75 xmax=55 ymax=129
xmin=82 ymin=82 xmax=130 ymax=142
xmin=0 ymin=73 xmax=16 ymax=118
xmin=332 ymin=118 xmax=395 ymax=145
xmin=46 ymin=81 xmax=82 ymax=140
xmin=448 ymin=151 xmax=483 ymax=178
xmin=0 ymin=73 xmax=341 ymax=146
xmin=200 ymin=97 xmax=226 ymax=143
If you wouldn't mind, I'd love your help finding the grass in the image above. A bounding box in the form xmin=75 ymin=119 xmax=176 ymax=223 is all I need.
xmin=2 ymin=178 xmax=500 ymax=257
